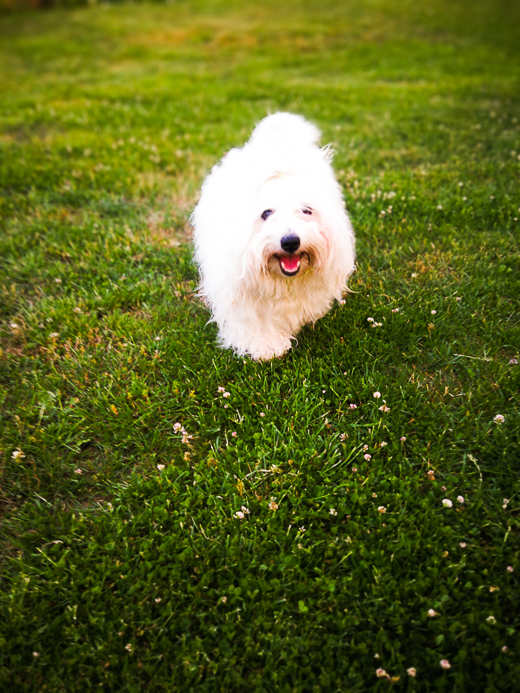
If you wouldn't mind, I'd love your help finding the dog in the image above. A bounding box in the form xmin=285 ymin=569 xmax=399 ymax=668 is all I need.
xmin=191 ymin=112 xmax=355 ymax=360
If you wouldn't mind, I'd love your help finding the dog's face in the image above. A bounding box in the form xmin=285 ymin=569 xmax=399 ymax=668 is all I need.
xmin=248 ymin=175 xmax=331 ymax=280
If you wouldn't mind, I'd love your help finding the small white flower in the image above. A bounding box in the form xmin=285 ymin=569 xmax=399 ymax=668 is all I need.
xmin=407 ymin=667 xmax=417 ymax=677
xmin=457 ymin=496 xmax=464 ymax=504
xmin=173 ymin=423 xmax=182 ymax=432
xmin=49 ymin=332 xmax=59 ymax=338
xmin=400 ymin=436 xmax=406 ymax=442
xmin=392 ymin=308 xmax=399 ymax=313
xmin=377 ymin=506 xmax=386 ymax=513
xmin=268 ymin=500 xmax=279 ymax=511
xmin=217 ymin=386 xmax=225 ymax=393
xmin=231 ymin=431 xmax=237 ymax=437
xmin=373 ymin=391 xmax=381 ymax=398
xmin=486 ymin=615 xmax=496 ymax=624
xmin=494 ymin=414 xmax=505 ymax=424
xmin=427 ymin=469 xmax=435 ymax=479
xmin=329 ymin=508 xmax=337 ymax=516
xmin=428 ymin=609 xmax=437 ymax=617
xmin=241 ymin=506 xmax=250 ymax=514
xmin=155 ymin=597 xmax=161 ymax=603
xmin=260 ymin=412 xmax=265 ymax=417
xmin=507 ymin=566 xmax=513 ymax=572
xmin=367 ymin=317 xmax=374 ymax=322
xmin=125 ymin=643 xmax=132 ymax=652
xmin=502 ymin=646 xmax=508 ymax=652
xmin=221 ymin=596 xmax=227 ymax=603
xmin=157 ymin=464 xmax=165 ymax=471
xmin=154 ymin=336 xmax=161 ymax=341
xmin=442 ymin=499 xmax=453 ymax=508
xmin=376 ymin=668 xmax=389 ymax=678
xmin=340 ymin=433 xmax=348 ymax=441
xmin=431 ymin=310 xmax=437 ymax=315
xmin=349 ymin=403 xmax=357 ymax=410
xmin=74 ymin=468 xmax=82 ymax=475
xmin=54 ymin=277 xmax=62 ymax=283
xmin=12 ymin=449 xmax=25 ymax=461
xmin=33 ymin=652 xmax=40 ymax=657
xmin=411 ymin=272 xmax=418 ymax=278
xmin=460 ymin=542 xmax=467 ymax=548
xmin=234 ymin=511 xmax=244 ymax=519
xmin=509 ymin=358 xmax=518 ymax=365
xmin=364 ymin=454 xmax=371 ymax=461
xmin=437 ymin=205 xmax=443 ymax=210
xmin=10 ymin=322 xmax=19 ymax=329
xmin=223 ymin=392 xmax=230 ymax=398
xmin=439 ymin=659 xmax=451 ymax=670
xmin=379 ymin=404 xmax=390 ymax=412
xmin=380 ymin=441 xmax=387 ymax=447
xmin=372 ymin=493 xmax=377 ymax=498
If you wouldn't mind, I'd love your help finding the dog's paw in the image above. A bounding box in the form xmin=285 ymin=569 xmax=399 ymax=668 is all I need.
xmin=249 ymin=338 xmax=293 ymax=361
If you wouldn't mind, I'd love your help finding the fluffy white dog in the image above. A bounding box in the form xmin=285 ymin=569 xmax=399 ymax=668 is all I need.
xmin=192 ymin=112 xmax=356 ymax=360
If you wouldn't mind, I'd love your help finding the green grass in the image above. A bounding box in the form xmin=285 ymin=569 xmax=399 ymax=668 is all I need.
xmin=1 ymin=0 xmax=519 ymax=690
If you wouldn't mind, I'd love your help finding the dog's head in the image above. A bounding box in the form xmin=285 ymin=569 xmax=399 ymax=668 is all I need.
xmin=243 ymin=171 xmax=344 ymax=284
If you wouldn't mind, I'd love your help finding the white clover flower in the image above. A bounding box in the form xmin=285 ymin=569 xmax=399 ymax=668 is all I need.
xmin=486 ymin=615 xmax=496 ymax=624
xmin=340 ymin=433 xmax=348 ymax=441
xmin=231 ymin=432 xmax=237 ymax=437
xmin=507 ymin=566 xmax=513 ymax=572
xmin=155 ymin=597 xmax=161 ymax=603
xmin=494 ymin=414 xmax=505 ymax=424
xmin=125 ymin=643 xmax=132 ymax=652
xmin=157 ymin=464 xmax=165 ymax=471
xmin=221 ymin=596 xmax=227 ymax=603
xmin=12 ymin=449 xmax=25 ymax=461
xmin=377 ymin=506 xmax=386 ymax=513
xmin=440 ymin=660 xmax=451 ymax=670
xmin=329 ymin=508 xmax=337 ymax=516
xmin=442 ymin=499 xmax=453 ymax=508
xmin=349 ymin=403 xmax=357 ymax=410
xmin=428 ymin=609 xmax=437 ymax=617
xmin=431 ymin=310 xmax=437 ymax=315
xmin=268 ymin=500 xmax=278 ymax=511
xmin=33 ymin=652 xmax=40 ymax=658
xmin=74 ymin=468 xmax=82 ymax=475
xmin=10 ymin=322 xmax=19 ymax=329
xmin=457 ymin=496 xmax=464 ymax=504
xmin=392 ymin=308 xmax=399 ymax=313
xmin=260 ymin=412 xmax=265 ymax=417
xmin=372 ymin=493 xmax=377 ymax=498
xmin=49 ymin=332 xmax=59 ymax=338
xmin=234 ymin=511 xmax=244 ymax=519
xmin=376 ymin=668 xmax=389 ymax=678
xmin=364 ymin=454 xmax=372 ymax=461
xmin=217 ymin=386 xmax=225 ymax=393
xmin=373 ymin=391 xmax=381 ymax=398
xmin=380 ymin=441 xmax=387 ymax=447
xmin=173 ymin=422 xmax=182 ymax=432
xmin=427 ymin=470 xmax=435 ymax=479
xmin=241 ymin=506 xmax=250 ymax=514
xmin=367 ymin=317 xmax=374 ymax=322
xmin=460 ymin=542 xmax=467 ymax=548
xmin=502 ymin=646 xmax=508 ymax=652
xmin=223 ymin=392 xmax=230 ymax=398
xmin=509 ymin=358 xmax=518 ymax=365
xmin=400 ymin=436 xmax=406 ymax=442
xmin=407 ymin=667 xmax=417 ymax=677
xmin=379 ymin=404 xmax=390 ymax=412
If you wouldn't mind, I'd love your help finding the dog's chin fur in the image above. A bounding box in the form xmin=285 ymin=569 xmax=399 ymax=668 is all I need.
xmin=191 ymin=112 xmax=356 ymax=360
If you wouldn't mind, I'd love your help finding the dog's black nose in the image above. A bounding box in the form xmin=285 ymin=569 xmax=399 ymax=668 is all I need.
xmin=280 ymin=234 xmax=301 ymax=253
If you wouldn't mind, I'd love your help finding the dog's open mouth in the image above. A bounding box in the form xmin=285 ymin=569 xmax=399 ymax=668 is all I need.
xmin=278 ymin=253 xmax=302 ymax=277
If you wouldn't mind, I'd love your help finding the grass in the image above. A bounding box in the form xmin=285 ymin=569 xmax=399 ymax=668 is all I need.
xmin=0 ymin=0 xmax=519 ymax=689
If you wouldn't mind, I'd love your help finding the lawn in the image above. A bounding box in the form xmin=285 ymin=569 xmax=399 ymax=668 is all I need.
xmin=0 ymin=0 xmax=519 ymax=690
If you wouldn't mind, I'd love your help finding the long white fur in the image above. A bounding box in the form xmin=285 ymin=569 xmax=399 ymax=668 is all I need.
xmin=191 ymin=112 xmax=356 ymax=360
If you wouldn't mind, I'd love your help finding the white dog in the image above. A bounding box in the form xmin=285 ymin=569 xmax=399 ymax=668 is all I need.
xmin=192 ymin=112 xmax=355 ymax=360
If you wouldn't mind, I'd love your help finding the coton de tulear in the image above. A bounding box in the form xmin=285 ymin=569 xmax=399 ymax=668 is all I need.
xmin=192 ymin=113 xmax=356 ymax=360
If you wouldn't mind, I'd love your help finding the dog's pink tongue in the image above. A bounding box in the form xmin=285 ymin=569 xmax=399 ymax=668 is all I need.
xmin=280 ymin=255 xmax=300 ymax=273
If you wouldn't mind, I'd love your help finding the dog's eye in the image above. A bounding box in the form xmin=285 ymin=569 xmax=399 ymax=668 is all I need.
xmin=261 ymin=209 xmax=273 ymax=221
xmin=302 ymin=207 xmax=313 ymax=215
